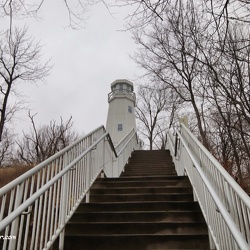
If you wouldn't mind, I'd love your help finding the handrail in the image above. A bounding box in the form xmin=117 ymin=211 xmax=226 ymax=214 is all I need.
xmin=177 ymin=129 xmax=250 ymax=250
xmin=0 ymin=125 xmax=105 ymax=196
xmin=0 ymin=133 xmax=108 ymax=232
xmin=0 ymin=125 xmax=139 ymax=250
xmin=106 ymin=133 xmax=118 ymax=158
xmin=180 ymin=124 xmax=250 ymax=208
xmin=166 ymin=124 xmax=250 ymax=250
xmin=104 ymin=128 xmax=139 ymax=177
xmin=116 ymin=128 xmax=137 ymax=156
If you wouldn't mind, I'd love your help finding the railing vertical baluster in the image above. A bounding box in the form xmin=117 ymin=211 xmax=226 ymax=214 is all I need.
xmin=85 ymin=153 xmax=90 ymax=203
xmin=16 ymin=179 xmax=30 ymax=250
xmin=35 ymin=200 xmax=43 ymax=249
xmin=9 ymin=183 xmax=24 ymax=250
xmin=49 ymin=161 xmax=57 ymax=243
xmin=53 ymin=158 xmax=61 ymax=238
xmin=59 ymin=152 xmax=69 ymax=250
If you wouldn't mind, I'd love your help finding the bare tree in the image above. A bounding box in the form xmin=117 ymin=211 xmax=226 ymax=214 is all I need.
xmin=123 ymin=0 xmax=250 ymax=191
xmin=136 ymin=83 xmax=179 ymax=150
xmin=1 ymin=0 xmax=250 ymax=31
xmin=199 ymin=24 xmax=250 ymax=189
xmin=0 ymin=0 xmax=102 ymax=29
xmin=0 ymin=26 xmax=51 ymax=142
xmin=0 ymin=128 xmax=15 ymax=166
xmin=120 ymin=0 xmax=250 ymax=28
xmin=132 ymin=0 xmax=212 ymax=149
xmin=16 ymin=113 xmax=79 ymax=165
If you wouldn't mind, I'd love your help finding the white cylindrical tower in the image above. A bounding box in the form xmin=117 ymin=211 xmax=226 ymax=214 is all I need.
xmin=106 ymin=79 xmax=136 ymax=145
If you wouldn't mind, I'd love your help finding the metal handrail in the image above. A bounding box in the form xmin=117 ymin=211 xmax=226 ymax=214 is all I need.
xmin=0 ymin=125 xmax=139 ymax=250
xmin=0 ymin=125 xmax=105 ymax=196
xmin=167 ymin=124 xmax=250 ymax=249
xmin=116 ymin=129 xmax=137 ymax=156
xmin=180 ymin=124 xmax=250 ymax=208
xmin=0 ymin=132 xmax=108 ymax=232
xmin=104 ymin=128 xmax=139 ymax=178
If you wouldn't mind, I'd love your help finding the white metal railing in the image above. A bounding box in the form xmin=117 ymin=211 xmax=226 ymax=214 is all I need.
xmin=114 ymin=129 xmax=139 ymax=177
xmin=0 ymin=125 xmax=139 ymax=250
xmin=166 ymin=124 xmax=250 ymax=250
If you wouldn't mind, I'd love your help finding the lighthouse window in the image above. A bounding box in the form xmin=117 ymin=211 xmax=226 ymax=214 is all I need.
xmin=128 ymin=106 xmax=132 ymax=113
xmin=118 ymin=124 xmax=123 ymax=131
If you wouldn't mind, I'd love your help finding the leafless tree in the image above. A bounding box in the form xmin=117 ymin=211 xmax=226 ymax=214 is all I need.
xmin=16 ymin=113 xmax=79 ymax=165
xmin=120 ymin=0 xmax=250 ymax=29
xmin=2 ymin=0 xmax=250 ymax=31
xmin=0 ymin=26 xmax=51 ymax=142
xmin=132 ymin=1 xmax=212 ymax=149
xmin=121 ymin=0 xmax=250 ymax=191
xmin=0 ymin=128 xmax=15 ymax=166
xmin=200 ymin=24 xmax=250 ymax=189
xmin=0 ymin=0 xmax=103 ymax=29
xmin=136 ymin=82 xmax=180 ymax=150
xmin=130 ymin=0 xmax=250 ymax=192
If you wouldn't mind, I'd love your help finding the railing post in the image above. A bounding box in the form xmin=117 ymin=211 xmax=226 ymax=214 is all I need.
xmin=8 ymin=184 xmax=24 ymax=250
xmin=208 ymin=231 xmax=216 ymax=250
xmin=86 ymin=136 xmax=92 ymax=203
xmin=174 ymin=132 xmax=179 ymax=157
xmin=112 ymin=155 xmax=118 ymax=177
xmin=59 ymin=153 xmax=69 ymax=250
xmin=101 ymin=137 xmax=106 ymax=178
xmin=86 ymin=147 xmax=91 ymax=203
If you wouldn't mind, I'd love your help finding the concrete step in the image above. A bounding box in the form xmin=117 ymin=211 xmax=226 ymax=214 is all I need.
xmin=92 ymin=180 xmax=191 ymax=188
xmin=122 ymin=170 xmax=176 ymax=173
xmin=121 ymin=172 xmax=177 ymax=176
xmin=89 ymin=193 xmax=194 ymax=202
xmin=65 ymin=221 xmax=208 ymax=235
xmin=76 ymin=201 xmax=202 ymax=212
xmin=70 ymin=210 xmax=206 ymax=223
xmin=64 ymin=234 xmax=210 ymax=250
xmin=90 ymin=186 xmax=193 ymax=194
xmin=104 ymin=176 xmax=187 ymax=181
xmin=93 ymin=178 xmax=191 ymax=188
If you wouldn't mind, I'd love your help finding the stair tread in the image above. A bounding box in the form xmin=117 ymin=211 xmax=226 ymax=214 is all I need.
xmin=74 ymin=210 xmax=203 ymax=214
xmin=66 ymin=233 xmax=208 ymax=236
xmin=69 ymin=221 xmax=205 ymax=225
xmin=82 ymin=200 xmax=197 ymax=204
xmin=90 ymin=193 xmax=193 ymax=195
xmin=96 ymin=176 xmax=187 ymax=180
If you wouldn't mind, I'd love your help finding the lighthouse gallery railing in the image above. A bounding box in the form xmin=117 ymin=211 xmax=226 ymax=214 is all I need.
xmin=0 ymin=125 xmax=139 ymax=250
xmin=167 ymin=123 xmax=250 ymax=250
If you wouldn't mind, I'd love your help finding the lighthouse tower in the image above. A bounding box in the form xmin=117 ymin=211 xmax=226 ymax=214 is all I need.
xmin=106 ymin=79 xmax=136 ymax=146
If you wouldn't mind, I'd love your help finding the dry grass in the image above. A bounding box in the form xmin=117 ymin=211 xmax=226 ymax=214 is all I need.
xmin=0 ymin=164 xmax=34 ymax=188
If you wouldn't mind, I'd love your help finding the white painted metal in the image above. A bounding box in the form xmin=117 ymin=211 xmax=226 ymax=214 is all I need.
xmin=114 ymin=128 xmax=139 ymax=177
xmin=0 ymin=125 xmax=139 ymax=250
xmin=166 ymin=124 xmax=250 ymax=250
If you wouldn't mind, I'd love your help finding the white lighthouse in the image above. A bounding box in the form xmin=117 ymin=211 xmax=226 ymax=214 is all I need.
xmin=106 ymin=79 xmax=136 ymax=145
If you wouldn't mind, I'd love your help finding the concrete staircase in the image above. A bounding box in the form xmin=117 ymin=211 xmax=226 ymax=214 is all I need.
xmin=64 ymin=150 xmax=209 ymax=249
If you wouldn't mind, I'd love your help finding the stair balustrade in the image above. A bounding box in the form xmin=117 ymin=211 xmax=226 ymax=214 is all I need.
xmin=167 ymin=123 xmax=250 ymax=250
xmin=0 ymin=126 xmax=139 ymax=250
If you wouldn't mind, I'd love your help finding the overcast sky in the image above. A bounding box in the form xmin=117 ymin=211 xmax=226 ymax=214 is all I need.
xmin=9 ymin=1 xmax=143 ymax=136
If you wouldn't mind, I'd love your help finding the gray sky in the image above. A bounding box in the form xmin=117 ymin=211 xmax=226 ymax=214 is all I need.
xmin=10 ymin=1 xmax=142 ymax=135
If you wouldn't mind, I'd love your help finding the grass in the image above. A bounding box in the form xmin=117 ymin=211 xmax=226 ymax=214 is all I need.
xmin=0 ymin=164 xmax=34 ymax=188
